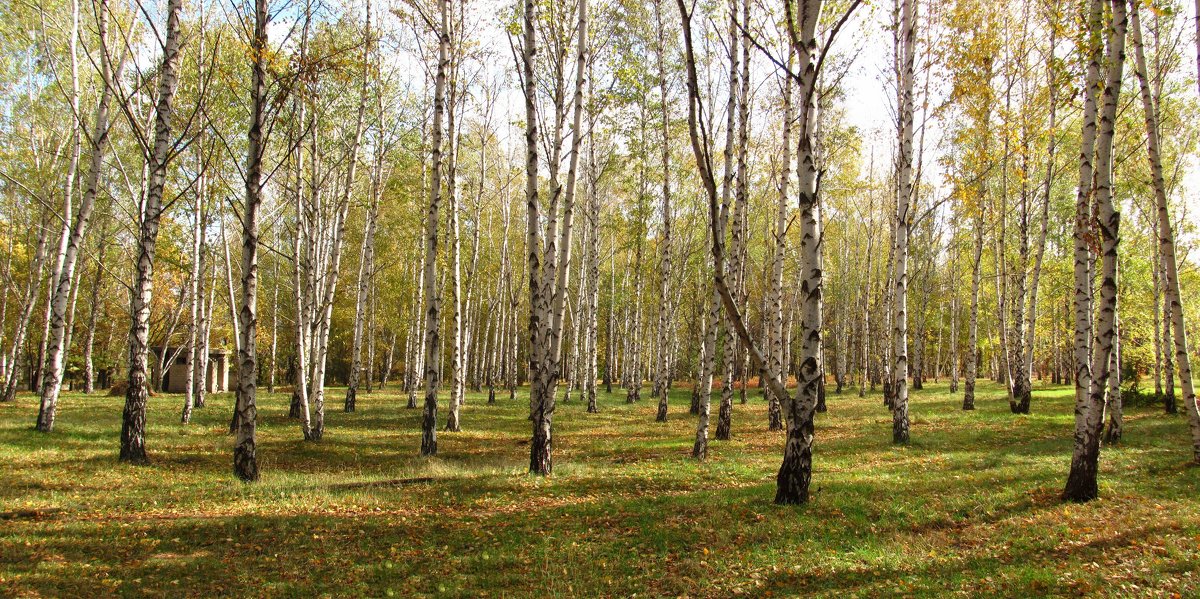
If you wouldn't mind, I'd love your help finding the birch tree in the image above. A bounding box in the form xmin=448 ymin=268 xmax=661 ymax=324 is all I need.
xmin=119 ymin=0 xmax=185 ymax=464
xmin=1131 ymin=0 xmax=1200 ymax=461
xmin=1063 ymin=0 xmax=1125 ymax=502
xmin=420 ymin=0 xmax=450 ymax=456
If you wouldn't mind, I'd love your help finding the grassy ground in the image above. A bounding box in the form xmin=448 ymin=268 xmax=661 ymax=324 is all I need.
xmin=1 ymin=380 xmax=1198 ymax=597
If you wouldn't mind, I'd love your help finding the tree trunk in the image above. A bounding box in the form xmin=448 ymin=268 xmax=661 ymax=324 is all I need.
xmin=120 ymin=0 xmax=184 ymax=464
xmin=767 ymin=45 xmax=793 ymax=431
xmin=1134 ymin=0 xmax=1200 ymax=459
xmin=37 ymin=0 xmax=121 ymax=428
xmin=232 ymin=0 xmax=269 ymax=482
xmin=420 ymin=0 xmax=450 ymax=456
xmin=714 ymin=0 xmax=741 ymax=442
xmin=1064 ymin=0 xmax=1124 ymax=502
xmin=182 ymin=159 xmax=206 ymax=424
xmin=81 ymin=222 xmax=110 ymax=395
xmin=891 ymin=0 xmax=916 ymax=444
xmin=345 ymin=121 xmax=381 ymax=411
xmin=653 ymin=0 xmax=673 ymax=423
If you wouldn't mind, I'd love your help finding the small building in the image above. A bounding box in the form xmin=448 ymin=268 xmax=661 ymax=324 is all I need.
xmin=150 ymin=347 xmax=230 ymax=393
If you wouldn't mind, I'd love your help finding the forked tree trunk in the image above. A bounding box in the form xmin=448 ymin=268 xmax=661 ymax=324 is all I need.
xmin=1064 ymin=0 xmax=1124 ymax=502
xmin=678 ymin=0 xmax=828 ymax=504
xmin=527 ymin=0 xmax=587 ymax=474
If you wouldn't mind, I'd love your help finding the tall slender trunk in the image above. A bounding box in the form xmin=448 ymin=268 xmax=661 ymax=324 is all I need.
xmin=767 ymin=47 xmax=794 ymax=430
xmin=38 ymin=0 xmax=82 ymax=411
xmin=420 ymin=0 xmax=450 ymax=455
xmin=653 ymin=0 xmax=673 ymax=422
xmin=1018 ymin=22 xmax=1058 ymax=414
xmin=584 ymin=100 xmax=600 ymax=414
xmin=1150 ymin=215 xmax=1163 ymax=400
xmin=345 ymin=20 xmax=381 ymax=412
xmin=531 ymin=0 xmax=587 ymax=474
xmin=120 ymin=0 xmax=184 ymax=463
xmin=182 ymin=158 xmax=206 ymax=424
xmin=891 ymin=0 xmax=916 ymax=444
xmin=82 ymin=222 xmax=110 ymax=394
xmin=267 ymin=258 xmax=278 ymax=393
xmin=714 ymin=0 xmax=740 ymax=442
xmin=232 ymin=0 xmax=269 ymax=482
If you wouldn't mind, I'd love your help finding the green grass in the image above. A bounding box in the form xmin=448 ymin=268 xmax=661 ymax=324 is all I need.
xmin=1 ymin=380 xmax=1198 ymax=597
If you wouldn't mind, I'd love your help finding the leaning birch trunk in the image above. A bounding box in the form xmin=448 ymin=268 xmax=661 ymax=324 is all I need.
xmin=1064 ymin=0 xmax=1124 ymax=502
xmin=120 ymin=0 xmax=184 ymax=463
xmin=1133 ymin=0 xmax=1200 ymax=460
xmin=676 ymin=0 xmax=817 ymax=502
xmin=420 ymin=0 xmax=450 ymax=455
xmin=37 ymin=0 xmax=121 ymax=429
xmin=891 ymin=0 xmax=917 ymax=444
xmin=221 ymin=219 xmax=242 ymax=360
xmin=38 ymin=0 xmax=82 ymax=409
xmin=232 ymin=0 xmax=269 ymax=482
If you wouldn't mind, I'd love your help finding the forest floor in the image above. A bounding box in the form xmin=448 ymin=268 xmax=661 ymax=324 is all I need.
xmin=1 ymin=380 xmax=1198 ymax=597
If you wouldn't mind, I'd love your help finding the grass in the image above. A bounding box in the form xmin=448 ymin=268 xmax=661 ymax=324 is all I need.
xmin=1 ymin=380 xmax=1198 ymax=597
